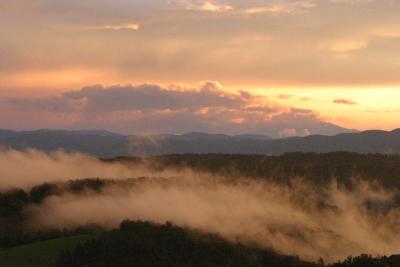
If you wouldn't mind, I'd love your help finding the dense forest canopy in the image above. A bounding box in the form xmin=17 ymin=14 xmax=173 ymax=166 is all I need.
xmin=110 ymin=152 xmax=400 ymax=188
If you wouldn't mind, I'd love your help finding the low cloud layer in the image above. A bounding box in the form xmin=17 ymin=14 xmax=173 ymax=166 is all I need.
xmin=0 ymin=149 xmax=178 ymax=190
xmin=30 ymin=180 xmax=400 ymax=263
xmin=2 ymin=82 xmax=349 ymax=137
xmin=1 ymin=150 xmax=400 ymax=263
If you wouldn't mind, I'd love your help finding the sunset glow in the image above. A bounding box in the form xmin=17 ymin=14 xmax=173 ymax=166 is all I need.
xmin=2 ymin=2 xmax=400 ymax=265
xmin=1 ymin=0 xmax=399 ymax=135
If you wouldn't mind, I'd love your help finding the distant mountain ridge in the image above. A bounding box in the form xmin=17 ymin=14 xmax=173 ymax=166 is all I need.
xmin=0 ymin=129 xmax=399 ymax=157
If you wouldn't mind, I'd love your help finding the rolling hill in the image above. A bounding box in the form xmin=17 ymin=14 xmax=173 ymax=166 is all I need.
xmin=0 ymin=129 xmax=399 ymax=157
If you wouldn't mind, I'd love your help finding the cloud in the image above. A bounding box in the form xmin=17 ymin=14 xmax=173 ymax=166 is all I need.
xmin=25 ymin=177 xmax=400 ymax=262
xmin=278 ymin=128 xmax=297 ymax=138
xmin=240 ymin=0 xmax=316 ymax=15
xmin=198 ymin=1 xmax=233 ymax=12
xmin=300 ymin=97 xmax=312 ymax=101
xmin=331 ymin=40 xmax=367 ymax=52
xmin=61 ymin=81 xmax=255 ymax=113
xmin=100 ymin=23 xmax=140 ymax=31
xmin=7 ymin=96 xmax=83 ymax=113
xmin=278 ymin=125 xmax=314 ymax=138
xmin=2 ymin=0 xmax=400 ymax=88
xmin=330 ymin=0 xmax=376 ymax=4
xmin=3 ymin=82 xmax=350 ymax=137
xmin=177 ymin=0 xmax=233 ymax=12
xmin=318 ymin=40 xmax=368 ymax=53
xmin=276 ymin=94 xmax=293 ymax=99
xmin=385 ymin=109 xmax=400 ymax=113
xmin=0 ymin=149 xmax=178 ymax=190
xmin=333 ymin=98 xmax=358 ymax=105
xmin=175 ymin=0 xmax=316 ymax=14
xmin=86 ymin=23 xmax=140 ymax=31
xmin=371 ymin=23 xmax=400 ymax=38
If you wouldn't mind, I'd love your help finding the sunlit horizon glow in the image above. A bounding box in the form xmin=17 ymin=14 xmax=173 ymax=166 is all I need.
xmin=0 ymin=0 xmax=399 ymax=134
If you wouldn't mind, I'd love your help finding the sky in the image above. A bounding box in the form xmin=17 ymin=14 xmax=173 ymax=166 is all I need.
xmin=0 ymin=0 xmax=399 ymax=136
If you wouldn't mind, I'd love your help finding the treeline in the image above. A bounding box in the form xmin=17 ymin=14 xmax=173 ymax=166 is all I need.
xmin=57 ymin=220 xmax=400 ymax=267
xmin=0 ymin=177 xmax=181 ymax=248
xmin=330 ymin=254 xmax=400 ymax=267
xmin=111 ymin=152 xmax=400 ymax=188
xmin=0 ymin=179 xmax=107 ymax=248
xmin=57 ymin=220 xmax=318 ymax=267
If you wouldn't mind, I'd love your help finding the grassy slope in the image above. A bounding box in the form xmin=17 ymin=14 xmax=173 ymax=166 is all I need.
xmin=0 ymin=234 xmax=97 ymax=267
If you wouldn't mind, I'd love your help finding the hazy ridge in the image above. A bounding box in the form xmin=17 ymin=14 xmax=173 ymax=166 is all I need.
xmin=1 ymin=128 xmax=399 ymax=157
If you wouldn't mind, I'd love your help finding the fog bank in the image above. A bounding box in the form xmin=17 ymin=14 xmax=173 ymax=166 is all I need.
xmin=2 ymin=149 xmax=400 ymax=263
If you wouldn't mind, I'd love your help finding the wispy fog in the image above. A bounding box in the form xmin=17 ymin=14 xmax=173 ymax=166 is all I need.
xmin=1 ymin=149 xmax=400 ymax=262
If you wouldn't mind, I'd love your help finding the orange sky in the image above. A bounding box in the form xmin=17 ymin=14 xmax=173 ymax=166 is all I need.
xmin=0 ymin=0 xmax=399 ymax=133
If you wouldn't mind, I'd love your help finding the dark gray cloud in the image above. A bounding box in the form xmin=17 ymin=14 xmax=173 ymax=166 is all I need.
xmin=3 ymin=83 xmax=350 ymax=137
xmin=7 ymin=96 xmax=82 ymax=113
xmin=276 ymin=94 xmax=293 ymax=99
xmin=62 ymin=82 xmax=253 ymax=113
xmin=333 ymin=98 xmax=358 ymax=105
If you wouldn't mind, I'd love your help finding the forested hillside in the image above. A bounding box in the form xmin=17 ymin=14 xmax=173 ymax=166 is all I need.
xmin=2 ymin=153 xmax=400 ymax=266
xmin=113 ymin=152 xmax=400 ymax=188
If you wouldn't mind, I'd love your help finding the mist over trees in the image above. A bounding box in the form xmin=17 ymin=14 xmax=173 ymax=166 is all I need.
xmin=112 ymin=152 xmax=400 ymax=189
xmin=2 ymin=152 xmax=400 ymax=266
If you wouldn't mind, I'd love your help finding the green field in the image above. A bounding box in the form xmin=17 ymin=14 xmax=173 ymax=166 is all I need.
xmin=0 ymin=234 xmax=97 ymax=267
